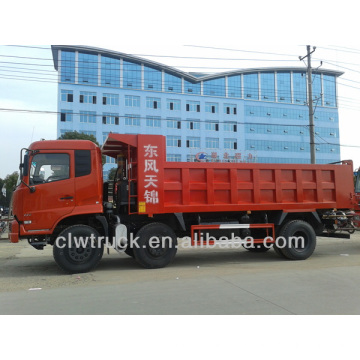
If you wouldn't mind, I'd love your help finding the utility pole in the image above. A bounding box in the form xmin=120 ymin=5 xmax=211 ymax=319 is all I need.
xmin=299 ymin=45 xmax=316 ymax=164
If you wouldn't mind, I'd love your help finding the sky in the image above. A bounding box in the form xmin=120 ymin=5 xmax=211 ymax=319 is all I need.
xmin=1 ymin=1 xmax=360 ymax=180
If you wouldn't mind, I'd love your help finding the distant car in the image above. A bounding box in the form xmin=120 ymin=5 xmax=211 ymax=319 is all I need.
xmin=2 ymin=208 xmax=9 ymax=216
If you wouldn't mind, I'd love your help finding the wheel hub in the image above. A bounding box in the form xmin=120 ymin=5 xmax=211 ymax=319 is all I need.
xmin=68 ymin=243 xmax=92 ymax=262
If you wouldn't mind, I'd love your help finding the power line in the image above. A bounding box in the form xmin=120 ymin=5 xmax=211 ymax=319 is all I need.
xmin=0 ymin=49 xmax=358 ymax=112
xmin=0 ymin=74 xmax=57 ymax=84
xmin=318 ymin=46 xmax=360 ymax=55
xmin=0 ymin=54 xmax=53 ymax=61
xmin=2 ymin=106 xmax=352 ymax=149
xmin=1 ymin=72 xmax=358 ymax=112
xmin=0 ymin=64 xmax=57 ymax=73
xmin=0 ymin=70 xmax=353 ymax=103
xmin=0 ymin=106 xmax=340 ymax=128
xmin=323 ymin=61 xmax=360 ymax=75
xmin=4 ymin=45 xmax=51 ymax=50
xmin=0 ymin=52 xmax=300 ymax=63
xmin=183 ymin=45 xmax=298 ymax=57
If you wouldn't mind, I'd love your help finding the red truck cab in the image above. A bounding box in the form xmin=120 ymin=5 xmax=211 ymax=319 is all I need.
xmin=10 ymin=140 xmax=103 ymax=243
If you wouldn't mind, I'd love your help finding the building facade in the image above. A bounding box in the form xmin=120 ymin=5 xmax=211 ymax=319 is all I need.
xmin=51 ymin=45 xmax=342 ymax=179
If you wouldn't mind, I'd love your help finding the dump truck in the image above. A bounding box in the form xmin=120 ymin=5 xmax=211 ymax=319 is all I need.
xmin=9 ymin=134 xmax=359 ymax=273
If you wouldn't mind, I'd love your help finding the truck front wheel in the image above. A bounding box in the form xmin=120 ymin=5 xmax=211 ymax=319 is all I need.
xmin=53 ymin=225 xmax=104 ymax=273
xmin=274 ymin=220 xmax=316 ymax=260
xmin=133 ymin=222 xmax=178 ymax=269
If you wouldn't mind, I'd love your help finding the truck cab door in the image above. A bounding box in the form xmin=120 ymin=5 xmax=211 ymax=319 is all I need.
xmin=23 ymin=151 xmax=75 ymax=232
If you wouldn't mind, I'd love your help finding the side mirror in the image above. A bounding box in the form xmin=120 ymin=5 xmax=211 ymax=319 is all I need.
xmin=23 ymin=153 xmax=29 ymax=176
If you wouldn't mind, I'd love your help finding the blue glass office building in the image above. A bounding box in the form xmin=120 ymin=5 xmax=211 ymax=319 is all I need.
xmin=51 ymin=45 xmax=343 ymax=178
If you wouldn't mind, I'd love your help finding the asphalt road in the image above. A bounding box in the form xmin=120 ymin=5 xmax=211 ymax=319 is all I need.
xmin=1 ymin=232 xmax=360 ymax=315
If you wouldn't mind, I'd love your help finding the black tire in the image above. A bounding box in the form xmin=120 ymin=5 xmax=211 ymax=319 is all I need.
xmin=124 ymin=246 xmax=135 ymax=257
xmin=242 ymin=243 xmax=272 ymax=253
xmin=133 ymin=222 xmax=178 ymax=269
xmin=273 ymin=243 xmax=286 ymax=257
xmin=274 ymin=220 xmax=316 ymax=260
xmin=348 ymin=224 xmax=356 ymax=234
xmin=53 ymin=225 xmax=104 ymax=273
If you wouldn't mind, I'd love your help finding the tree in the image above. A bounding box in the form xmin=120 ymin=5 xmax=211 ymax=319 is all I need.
xmin=58 ymin=131 xmax=105 ymax=165
xmin=0 ymin=172 xmax=19 ymax=208
xmin=0 ymin=178 xmax=5 ymax=208
xmin=58 ymin=131 xmax=100 ymax=145
xmin=107 ymin=167 xmax=117 ymax=181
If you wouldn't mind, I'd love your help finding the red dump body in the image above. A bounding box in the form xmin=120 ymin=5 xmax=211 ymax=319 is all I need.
xmin=102 ymin=134 xmax=356 ymax=216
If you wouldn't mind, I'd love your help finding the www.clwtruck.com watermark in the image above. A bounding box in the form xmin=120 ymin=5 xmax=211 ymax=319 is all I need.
xmin=54 ymin=233 xmax=305 ymax=251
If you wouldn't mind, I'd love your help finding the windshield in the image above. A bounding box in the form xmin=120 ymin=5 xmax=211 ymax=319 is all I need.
xmin=29 ymin=153 xmax=70 ymax=185
xmin=355 ymin=171 xmax=360 ymax=194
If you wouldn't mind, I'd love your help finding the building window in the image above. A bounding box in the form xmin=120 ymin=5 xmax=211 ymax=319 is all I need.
xmin=292 ymin=72 xmax=307 ymax=104
xmin=186 ymin=137 xmax=200 ymax=148
xmin=312 ymin=74 xmax=322 ymax=104
xmin=187 ymin=120 xmax=200 ymax=130
xmin=205 ymin=102 xmax=218 ymax=114
xmin=167 ymin=99 xmax=181 ymax=111
xmin=125 ymin=115 xmax=140 ymax=126
xmin=184 ymin=80 xmax=201 ymax=95
xmin=80 ymin=91 xmax=97 ymax=104
xmin=224 ymin=138 xmax=238 ymax=150
xmin=103 ymin=93 xmax=119 ymax=106
xmin=78 ymin=53 xmax=98 ymax=85
xmin=205 ymin=121 xmax=219 ymax=131
xmin=123 ymin=60 xmax=142 ymax=89
xmin=146 ymin=97 xmax=161 ymax=109
xmin=106 ymin=156 xmax=116 ymax=164
xmin=206 ymin=137 xmax=219 ymax=149
xmin=167 ymin=135 xmax=181 ymax=147
xmin=244 ymin=73 xmax=259 ymax=100
xmin=80 ymin=111 xmax=96 ymax=123
xmin=167 ymin=118 xmax=181 ymax=129
xmin=60 ymin=110 xmax=73 ymax=122
xmin=125 ymin=95 xmax=140 ymax=107
xmin=144 ymin=65 xmax=162 ymax=91
xmin=260 ymin=72 xmax=275 ymax=101
xmin=101 ymin=56 xmax=120 ymax=87
xmin=167 ymin=154 xmax=181 ymax=162
xmin=165 ymin=73 xmax=182 ymax=93
xmin=224 ymin=103 xmax=237 ymax=115
xmin=277 ymin=72 xmax=291 ymax=103
xmin=146 ymin=116 xmax=161 ymax=127
xmin=224 ymin=122 xmax=237 ymax=132
xmin=228 ymin=75 xmax=242 ymax=98
xmin=186 ymin=100 xmax=200 ymax=112
xmin=203 ymin=77 xmax=226 ymax=96
xmin=102 ymin=113 xmax=119 ymax=125
xmin=323 ymin=75 xmax=336 ymax=107
xmin=60 ymin=51 xmax=75 ymax=83
xmin=61 ymin=90 xmax=73 ymax=102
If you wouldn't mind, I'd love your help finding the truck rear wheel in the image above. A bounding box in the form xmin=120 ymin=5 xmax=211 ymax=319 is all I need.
xmin=133 ymin=222 xmax=178 ymax=269
xmin=53 ymin=225 xmax=104 ymax=273
xmin=274 ymin=220 xmax=316 ymax=260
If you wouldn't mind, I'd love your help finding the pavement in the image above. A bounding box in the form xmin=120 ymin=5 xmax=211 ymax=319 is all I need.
xmin=1 ymin=231 xmax=360 ymax=315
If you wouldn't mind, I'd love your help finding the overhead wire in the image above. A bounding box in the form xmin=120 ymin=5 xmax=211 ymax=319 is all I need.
xmin=0 ymin=46 xmax=359 ymax=124
xmin=0 ymin=106 xmax=341 ymax=133
xmin=1 ymin=106 xmax=352 ymax=150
